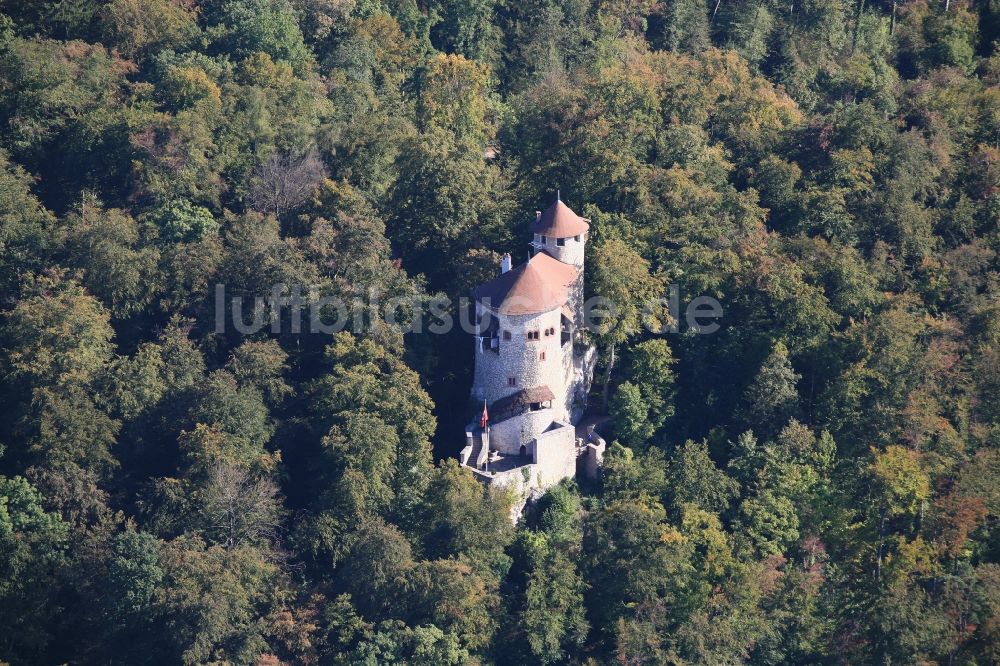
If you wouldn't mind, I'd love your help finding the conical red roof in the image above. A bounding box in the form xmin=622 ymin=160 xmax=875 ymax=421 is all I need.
xmin=475 ymin=252 xmax=578 ymax=315
xmin=531 ymin=198 xmax=590 ymax=238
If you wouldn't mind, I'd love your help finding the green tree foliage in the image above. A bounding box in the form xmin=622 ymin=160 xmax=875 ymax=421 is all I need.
xmin=609 ymin=381 xmax=653 ymax=448
xmin=99 ymin=0 xmax=200 ymax=63
xmin=590 ymin=237 xmax=666 ymax=408
xmin=0 ymin=475 xmax=68 ymax=661
xmin=296 ymin=333 xmax=437 ymax=566
xmin=422 ymin=459 xmax=513 ymax=581
xmin=156 ymin=199 xmax=219 ymax=243
xmin=350 ymin=621 xmax=469 ymax=665
xmin=430 ymin=0 xmax=502 ymax=63
xmin=504 ymin=484 xmax=589 ymax=664
xmin=582 ymin=499 xmax=695 ymax=653
xmin=666 ymin=439 xmax=740 ymax=516
xmin=520 ymin=532 xmax=588 ymax=663
xmin=871 ymin=444 xmax=932 ymax=519
xmin=3 ymin=273 xmax=114 ymax=388
xmin=0 ymin=153 xmax=55 ymax=303
xmin=0 ymin=37 xmax=133 ymax=209
xmin=59 ymin=195 xmax=160 ymax=318
xmin=651 ymin=0 xmax=710 ymax=53
xmin=610 ymin=338 xmax=677 ymax=447
xmin=104 ymin=529 xmax=163 ymax=623
xmin=387 ymin=130 xmax=504 ymax=287
xmin=207 ymin=0 xmax=312 ymax=74
xmin=2 ymin=1 xmax=1000 ymax=662
xmin=154 ymin=535 xmax=280 ymax=664
xmin=417 ymin=53 xmax=493 ymax=146
xmin=1 ymin=273 xmax=120 ymax=480
xmin=600 ymin=441 xmax=667 ymax=507
xmin=737 ymin=340 xmax=801 ymax=437
xmin=2 ymin=0 xmax=101 ymax=40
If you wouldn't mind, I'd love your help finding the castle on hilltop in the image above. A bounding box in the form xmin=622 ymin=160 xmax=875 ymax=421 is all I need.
xmin=459 ymin=195 xmax=604 ymax=505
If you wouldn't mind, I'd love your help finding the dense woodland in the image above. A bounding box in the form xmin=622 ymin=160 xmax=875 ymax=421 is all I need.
xmin=2 ymin=0 xmax=1000 ymax=663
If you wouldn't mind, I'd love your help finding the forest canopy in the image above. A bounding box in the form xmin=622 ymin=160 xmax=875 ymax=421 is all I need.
xmin=2 ymin=0 xmax=1000 ymax=664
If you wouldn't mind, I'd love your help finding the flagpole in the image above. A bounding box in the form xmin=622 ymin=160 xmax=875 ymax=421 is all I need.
xmin=482 ymin=400 xmax=489 ymax=473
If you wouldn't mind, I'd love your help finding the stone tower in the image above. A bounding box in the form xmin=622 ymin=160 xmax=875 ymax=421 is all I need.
xmin=461 ymin=195 xmax=601 ymax=505
xmin=470 ymin=250 xmax=577 ymax=420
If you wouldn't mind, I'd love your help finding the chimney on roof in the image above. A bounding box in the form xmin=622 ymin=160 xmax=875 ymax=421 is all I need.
xmin=501 ymin=253 xmax=512 ymax=274
xmin=535 ymin=211 xmax=541 ymax=223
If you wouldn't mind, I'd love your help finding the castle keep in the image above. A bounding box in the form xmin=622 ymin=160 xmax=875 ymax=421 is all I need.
xmin=459 ymin=195 xmax=603 ymax=502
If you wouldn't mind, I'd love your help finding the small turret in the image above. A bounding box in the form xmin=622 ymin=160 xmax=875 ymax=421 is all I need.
xmin=530 ymin=196 xmax=589 ymax=325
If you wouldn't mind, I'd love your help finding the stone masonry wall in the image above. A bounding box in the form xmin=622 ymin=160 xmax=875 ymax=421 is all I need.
xmin=530 ymin=421 xmax=577 ymax=488
xmin=471 ymin=305 xmax=567 ymax=417
xmin=489 ymin=407 xmax=554 ymax=454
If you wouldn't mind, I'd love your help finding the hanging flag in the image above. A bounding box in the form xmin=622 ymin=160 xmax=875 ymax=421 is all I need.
xmin=480 ymin=400 xmax=489 ymax=429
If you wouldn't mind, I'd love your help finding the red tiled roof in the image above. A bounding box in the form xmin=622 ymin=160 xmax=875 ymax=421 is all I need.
xmin=475 ymin=251 xmax=578 ymax=315
xmin=531 ymin=198 xmax=590 ymax=238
